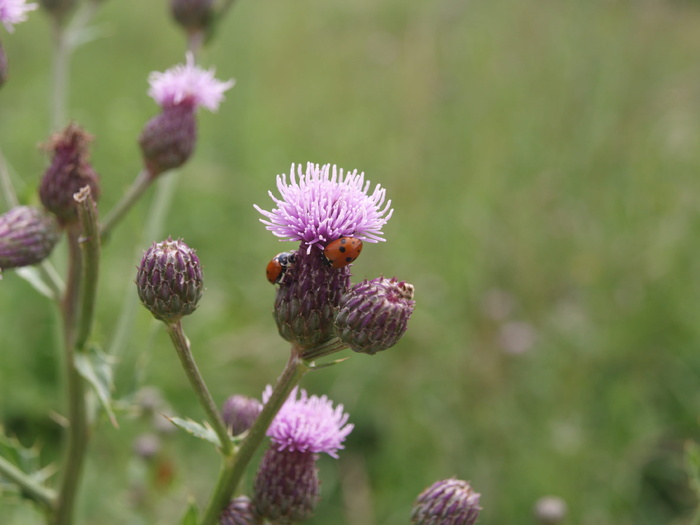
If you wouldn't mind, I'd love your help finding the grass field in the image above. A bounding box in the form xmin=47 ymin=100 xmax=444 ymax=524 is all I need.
xmin=3 ymin=0 xmax=700 ymax=523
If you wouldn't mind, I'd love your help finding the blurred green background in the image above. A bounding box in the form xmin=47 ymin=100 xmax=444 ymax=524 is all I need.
xmin=2 ymin=0 xmax=700 ymax=523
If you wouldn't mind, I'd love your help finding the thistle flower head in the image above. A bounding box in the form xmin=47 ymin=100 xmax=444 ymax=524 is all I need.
xmin=0 ymin=0 xmax=37 ymax=32
xmin=334 ymin=277 xmax=415 ymax=355
xmin=0 ymin=206 xmax=60 ymax=271
xmin=148 ymin=52 xmax=234 ymax=111
xmin=38 ymin=123 xmax=100 ymax=224
xmin=139 ymin=104 xmax=197 ymax=177
xmin=264 ymin=386 xmax=353 ymax=459
xmin=411 ymin=478 xmax=482 ymax=525
xmin=136 ymin=237 xmax=204 ymax=323
xmin=254 ymin=163 xmax=393 ymax=254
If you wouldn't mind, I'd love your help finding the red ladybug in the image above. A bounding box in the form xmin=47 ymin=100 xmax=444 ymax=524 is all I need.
xmin=266 ymin=252 xmax=297 ymax=284
xmin=323 ymin=237 xmax=363 ymax=268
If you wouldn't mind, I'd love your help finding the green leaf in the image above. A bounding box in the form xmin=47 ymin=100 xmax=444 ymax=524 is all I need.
xmin=14 ymin=267 xmax=56 ymax=300
xmin=166 ymin=417 xmax=221 ymax=447
xmin=75 ymin=345 xmax=118 ymax=427
xmin=179 ymin=499 xmax=199 ymax=525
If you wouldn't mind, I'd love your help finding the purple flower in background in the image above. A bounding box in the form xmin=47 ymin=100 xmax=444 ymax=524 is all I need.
xmin=0 ymin=0 xmax=37 ymax=32
xmin=148 ymin=52 xmax=234 ymax=111
xmin=254 ymin=163 xmax=393 ymax=253
xmin=263 ymin=386 xmax=353 ymax=458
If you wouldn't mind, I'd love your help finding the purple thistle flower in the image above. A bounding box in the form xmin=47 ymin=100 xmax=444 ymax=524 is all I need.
xmin=263 ymin=386 xmax=353 ymax=459
xmin=254 ymin=163 xmax=393 ymax=253
xmin=148 ymin=52 xmax=234 ymax=111
xmin=0 ymin=0 xmax=37 ymax=32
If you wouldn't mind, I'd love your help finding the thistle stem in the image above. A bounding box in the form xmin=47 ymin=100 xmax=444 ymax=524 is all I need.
xmin=100 ymin=169 xmax=153 ymax=241
xmin=198 ymin=349 xmax=309 ymax=525
xmin=165 ymin=321 xmax=233 ymax=457
xmin=50 ymin=18 xmax=69 ymax=131
xmin=53 ymin=227 xmax=89 ymax=525
xmin=74 ymin=187 xmax=100 ymax=350
xmin=0 ymin=455 xmax=57 ymax=509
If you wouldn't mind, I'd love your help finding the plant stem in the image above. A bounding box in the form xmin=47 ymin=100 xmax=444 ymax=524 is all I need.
xmin=198 ymin=350 xmax=309 ymax=525
xmin=74 ymin=186 xmax=100 ymax=350
xmin=165 ymin=321 xmax=233 ymax=457
xmin=0 ymin=455 xmax=57 ymax=509
xmin=100 ymin=169 xmax=153 ymax=241
xmin=53 ymin=226 xmax=89 ymax=525
xmin=50 ymin=18 xmax=69 ymax=131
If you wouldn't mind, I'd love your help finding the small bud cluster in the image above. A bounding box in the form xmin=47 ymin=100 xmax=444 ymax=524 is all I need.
xmin=136 ymin=238 xmax=203 ymax=323
xmin=221 ymin=395 xmax=263 ymax=436
xmin=219 ymin=496 xmax=256 ymax=525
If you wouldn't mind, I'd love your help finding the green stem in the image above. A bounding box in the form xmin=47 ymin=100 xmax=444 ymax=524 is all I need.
xmin=198 ymin=350 xmax=309 ymax=525
xmin=100 ymin=169 xmax=153 ymax=241
xmin=165 ymin=321 xmax=233 ymax=457
xmin=53 ymin=227 xmax=89 ymax=525
xmin=74 ymin=186 xmax=100 ymax=350
xmin=0 ymin=455 xmax=57 ymax=509
xmin=50 ymin=18 xmax=69 ymax=131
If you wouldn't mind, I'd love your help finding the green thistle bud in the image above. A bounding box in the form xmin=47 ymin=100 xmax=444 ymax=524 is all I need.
xmin=139 ymin=105 xmax=197 ymax=178
xmin=38 ymin=123 xmax=100 ymax=225
xmin=411 ymin=478 xmax=481 ymax=525
xmin=171 ymin=0 xmax=214 ymax=34
xmin=0 ymin=206 xmax=60 ymax=271
xmin=136 ymin=238 xmax=203 ymax=323
xmin=219 ymin=496 xmax=256 ymax=525
xmin=334 ymin=277 xmax=414 ymax=355
xmin=252 ymin=448 xmax=319 ymax=524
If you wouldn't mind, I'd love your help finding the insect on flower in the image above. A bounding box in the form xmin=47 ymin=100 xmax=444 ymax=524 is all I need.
xmin=323 ymin=237 xmax=363 ymax=268
xmin=266 ymin=251 xmax=297 ymax=284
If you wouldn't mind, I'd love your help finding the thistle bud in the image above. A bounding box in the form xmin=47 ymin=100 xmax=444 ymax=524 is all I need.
xmin=0 ymin=41 xmax=7 ymax=88
xmin=252 ymin=448 xmax=319 ymax=524
xmin=139 ymin=105 xmax=197 ymax=178
xmin=411 ymin=478 xmax=481 ymax=525
xmin=334 ymin=277 xmax=414 ymax=355
xmin=220 ymin=496 xmax=256 ymax=525
xmin=222 ymin=395 xmax=262 ymax=436
xmin=39 ymin=0 xmax=77 ymax=21
xmin=0 ymin=206 xmax=60 ymax=271
xmin=534 ymin=496 xmax=567 ymax=525
xmin=273 ymin=248 xmax=349 ymax=349
xmin=136 ymin=238 xmax=203 ymax=323
xmin=39 ymin=123 xmax=100 ymax=224
xmin=171 ymin=0 xmax=214 ymax=34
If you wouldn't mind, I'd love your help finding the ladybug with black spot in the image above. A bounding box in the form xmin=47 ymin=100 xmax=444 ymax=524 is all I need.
xmin=323 ymin=237 xmax=363 ymax=268
xmin=266 ymin=251 xmax=297 ymax=285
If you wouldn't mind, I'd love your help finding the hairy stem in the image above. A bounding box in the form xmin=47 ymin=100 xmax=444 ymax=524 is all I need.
xmin=199 ymin=350 xmax=309 ymax=525
xmin=74 ymin=186 xmax=100 ymax=350
xmin=100 ymin=169 xmax=153 ymax=241
xmin=165 ymin=321 xmax=233 ymax=457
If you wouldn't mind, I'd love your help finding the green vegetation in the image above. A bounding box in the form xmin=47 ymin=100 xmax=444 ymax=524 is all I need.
xmin=3 ymin=0 xmax=700 ymax=523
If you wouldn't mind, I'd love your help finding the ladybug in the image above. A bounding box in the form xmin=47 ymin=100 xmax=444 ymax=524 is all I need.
xmin=323 ymin=237 xmax=363 ymax=268
xmin=266 ymin=251 xmax=297 ymax=284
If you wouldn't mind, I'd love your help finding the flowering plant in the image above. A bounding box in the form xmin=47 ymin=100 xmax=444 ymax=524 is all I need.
xmin=0 ymin=2 xmax=479 ymax=525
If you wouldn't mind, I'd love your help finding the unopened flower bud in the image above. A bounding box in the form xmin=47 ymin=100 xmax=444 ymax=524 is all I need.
xmin=219 ymin=496 xmax=256 ymax=525
xmin=253 ymin=448 xmax=319 ymax=524
xmin=171 ymin=0 xmax=214 ymax=33
xmin=273 ymin=248 xmax=349 ymax=349
xmin=0 ymin=206 xmax=60 ymax=271
xmin=39 ymin=123 xmax=100 ymax=224
xmin=334 ymin=277 xmax=414 ymax=355
xmin=534 ymin=496 xmax=567 ymax=525
xmin=411 ymin=478 xmax=481 ymax=525
xmin=136 ymin=238 xmax=203 ymax=323
xmin=139 ymin=104 xmax=197 ymax=178
xmin=222 ymin=395 xmax=262 ymax=436
xmin=0 ymin=41 xmax=7 ymax=88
